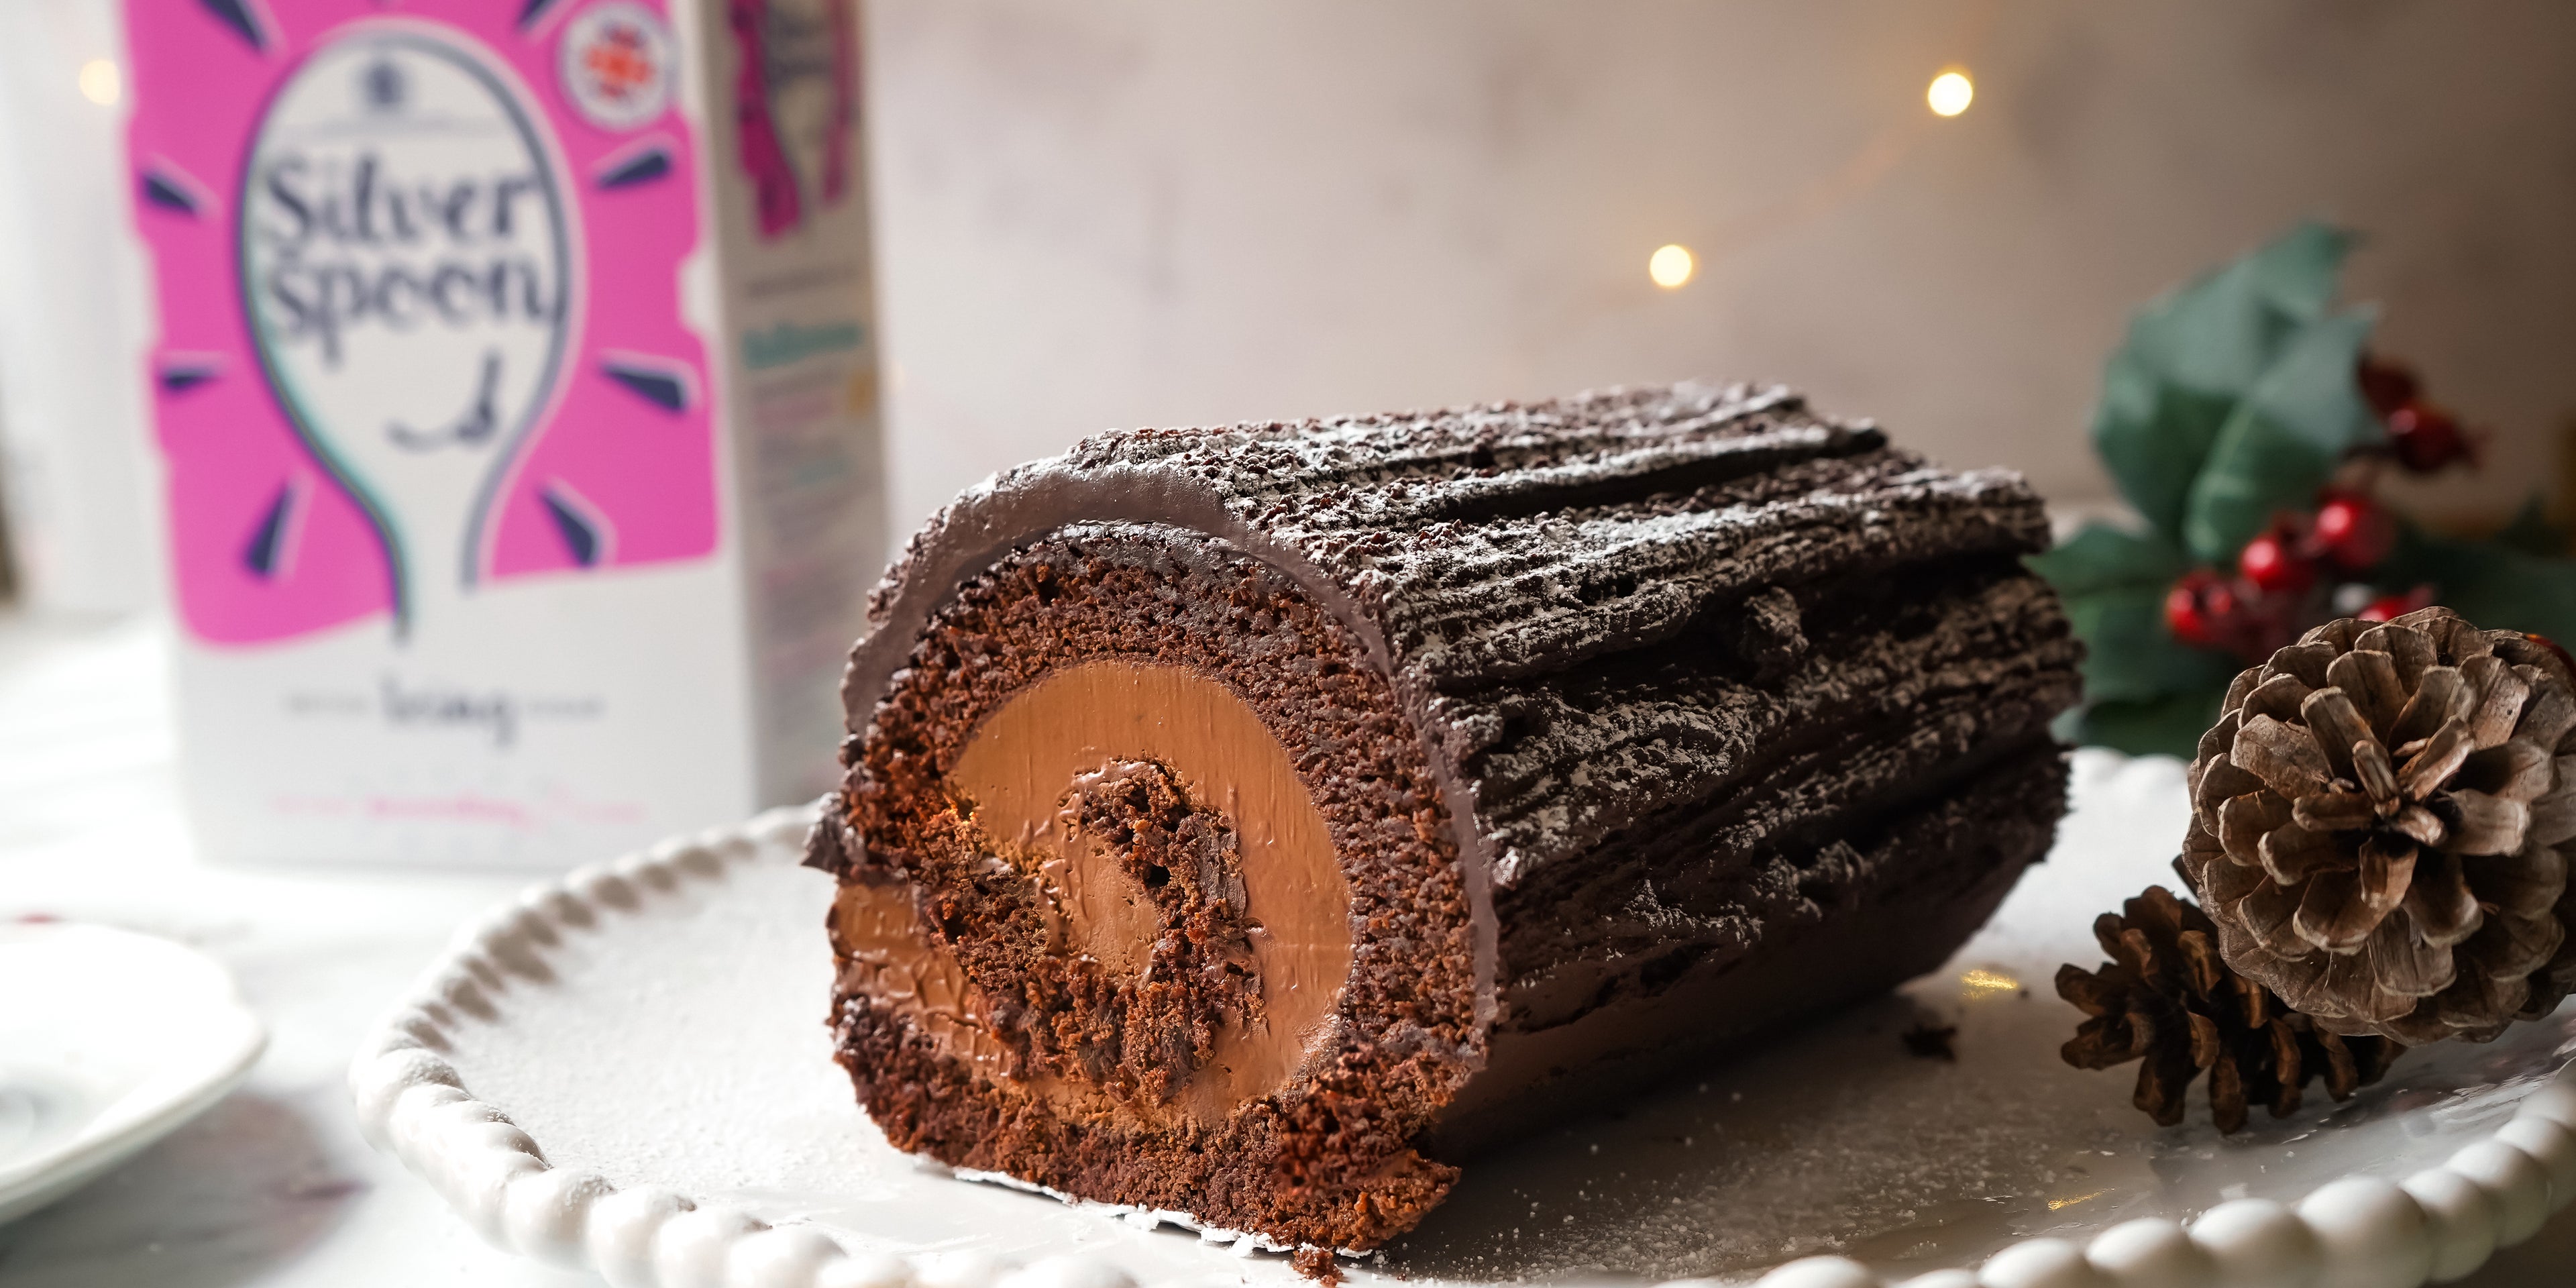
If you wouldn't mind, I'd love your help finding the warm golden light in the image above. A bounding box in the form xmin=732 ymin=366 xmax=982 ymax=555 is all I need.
xmin=2047 ymin=1189 xmax=2108 ymax=1212
xmin=78 ymin=59 xmax=121 ymax=107
xmin=1927 ymin=69 xmax=1974 ymax=118
xmin=1648 ymin=244 xmax=1695 ymax=290
xmin=1960 ymin=967 xmax=2020 ymax=994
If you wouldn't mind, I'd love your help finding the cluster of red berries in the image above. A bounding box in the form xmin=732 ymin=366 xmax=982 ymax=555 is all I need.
xmin=2358 ymin=354 xmax=2477 ymax=474
xmin=2164 ymin=490 xmax=2418 ymax=659
xmin=2162 ymin=354 xmax=2470 ymax=660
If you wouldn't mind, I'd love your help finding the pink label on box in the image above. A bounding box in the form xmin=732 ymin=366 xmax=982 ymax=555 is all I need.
xmin=725 ymin=0 xmax=860 ymax=239
xmin=128 ymin=0 xmax=718 ymax=644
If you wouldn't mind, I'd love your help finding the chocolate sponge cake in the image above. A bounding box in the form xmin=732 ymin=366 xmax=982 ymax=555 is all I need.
xmin=806 ymin=382 xmax=2082 ymax=1256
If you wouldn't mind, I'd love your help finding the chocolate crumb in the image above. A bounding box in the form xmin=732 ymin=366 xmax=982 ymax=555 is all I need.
xmin=1293 ymin=1246 xmax=1344 ymax=1283
xmin=1902 ymin=1021 xmax=1960 ymax=1061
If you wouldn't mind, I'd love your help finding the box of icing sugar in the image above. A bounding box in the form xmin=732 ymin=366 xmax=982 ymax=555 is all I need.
xmin=121 ymin=0 xmax=883 ymax=864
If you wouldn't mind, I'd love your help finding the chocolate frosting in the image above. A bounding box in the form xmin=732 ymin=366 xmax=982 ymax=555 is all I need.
xmin=816 ymin=382 xmax=2081 ymax=1252
xmin=839 ymin=382 xmax=2057 ymax=1035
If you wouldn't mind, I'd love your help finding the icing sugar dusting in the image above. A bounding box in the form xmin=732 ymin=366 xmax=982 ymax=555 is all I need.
xmin=856 ymin=382 xmax=2064 ymax=894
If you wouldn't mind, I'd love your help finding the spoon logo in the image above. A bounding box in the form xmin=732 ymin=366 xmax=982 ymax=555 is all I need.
xmin=239 ymin=28 xmax=574 ymax=636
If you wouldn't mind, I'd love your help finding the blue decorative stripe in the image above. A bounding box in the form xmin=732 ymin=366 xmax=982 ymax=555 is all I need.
xmin=596 ymin=146 xmax=674 ymax=191
xmin=242 ymin=484 xmax=292 ymax=578
xmin=519 ymin=0 xmax=565 ymax=29
xmin=140 ymin=170 xmax=200 ymax=216
xmin=602 ymin=360 xmax=688 ymax=412
xmin=541 ymin=489 xmax=604 ymax=566
xmin=159 ymin=363 xmax=221 ymax=392
xmin=199 ymin=0 xmax=264 ymax=50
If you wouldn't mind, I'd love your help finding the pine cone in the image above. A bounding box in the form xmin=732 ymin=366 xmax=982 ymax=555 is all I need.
xmin=2059 ymin=885 xmax=2404 ymax=1132
xmin=2180 ymin=607 xmax=2576 ymax=1044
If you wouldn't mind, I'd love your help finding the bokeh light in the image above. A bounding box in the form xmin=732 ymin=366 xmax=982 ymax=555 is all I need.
xmin=1648 ymin=243 xmax=1695 ymax=290
xmin=78 ymin=59 xmax=121 ymax=107
xmin=1927 ymin=68 xmax=1974 ymax=117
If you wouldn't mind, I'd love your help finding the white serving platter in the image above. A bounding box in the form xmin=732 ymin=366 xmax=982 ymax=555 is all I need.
xmin=1 ymin=921 xmax=267 ymax=1225
xmin=350 ymin=751 xmax=2576 ymax=1288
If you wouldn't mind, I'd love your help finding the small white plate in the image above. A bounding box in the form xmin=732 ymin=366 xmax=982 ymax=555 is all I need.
xmin=0 ymin=921 xmax=266 ymax=1225
xmin=353 ymin=757 xmax=2576 ymax=1288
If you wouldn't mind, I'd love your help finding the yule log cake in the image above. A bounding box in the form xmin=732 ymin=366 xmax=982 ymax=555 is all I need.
xmin=806 ymin=382 xmax=2082 ymax=1256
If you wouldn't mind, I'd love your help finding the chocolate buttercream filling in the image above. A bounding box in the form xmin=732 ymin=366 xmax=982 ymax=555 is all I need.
xmin=828 ymin=660 xmax=1354 ymax=1128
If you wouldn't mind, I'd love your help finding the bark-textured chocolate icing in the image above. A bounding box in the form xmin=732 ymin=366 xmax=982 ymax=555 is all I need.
xmin=809 ymin=382 xmax=2082 ymax=1255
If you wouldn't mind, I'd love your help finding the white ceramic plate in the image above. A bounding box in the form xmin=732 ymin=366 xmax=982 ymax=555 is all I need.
xmin=352 ymin=752 xmax=2576 ymax=1288
xmin=1 ymin=921 xmax=267 ymax=1224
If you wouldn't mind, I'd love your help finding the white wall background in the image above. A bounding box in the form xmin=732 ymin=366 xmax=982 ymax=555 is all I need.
xmin=0 ymin=0 xmax=161 ymax=614
xmin=4 ymin=1 xmax=2575 ymax=611
xmin=860 ymin=0 xmax=2576 ymax=535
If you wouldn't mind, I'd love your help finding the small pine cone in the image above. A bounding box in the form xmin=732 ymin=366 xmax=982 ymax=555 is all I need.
xmin=2180 ymin=607 xmax=2576 ymax=1044
xmin=2059 ymin=885 xmax=2404 ymax=1132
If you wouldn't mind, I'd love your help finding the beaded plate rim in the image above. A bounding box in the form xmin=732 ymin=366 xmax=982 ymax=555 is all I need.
xmin=347 ymin=795 xmax=2576 ymax=1288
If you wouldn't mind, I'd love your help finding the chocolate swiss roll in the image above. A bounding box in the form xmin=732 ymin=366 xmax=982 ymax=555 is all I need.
xmin=806 ymin=382 xmax=2082 ymax=1255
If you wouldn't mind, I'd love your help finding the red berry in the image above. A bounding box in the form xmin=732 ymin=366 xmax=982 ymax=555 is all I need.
xmin=2357 ymin=586 xmax=2436 ymax=624
xmin=2387 ymin=402 xmax=2470 ymax=473
xmin=2238 ymin=530 xmax=2316 ymax=594
xmin=2202 ymin=578 xmax=2242 ymax=623
xmin=2165 ymin=582 xmax=2212 ymax=647
xmin=2357 ymin=353 xmax=2418 ymax=418
xmin=2312 ymin=491 xmax=2395 ymax=570
xmin=2165 ymin=574 xmax=2226 ymax=648
xmin=2166 ymin=570 xmax=2247 ymax=651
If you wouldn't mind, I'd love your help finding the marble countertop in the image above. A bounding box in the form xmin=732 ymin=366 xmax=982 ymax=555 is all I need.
xmin=3 ymin=610 xmax=2573 ymax=1287
xmin=0 ymin=614 xmax=590 ymax=1287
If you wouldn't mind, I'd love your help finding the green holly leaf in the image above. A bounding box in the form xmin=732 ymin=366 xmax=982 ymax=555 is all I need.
xmin=2491 ymin=496 xmax=2569 ymax=558
xmin=2091 ymin=361 xmax=2237 ymax=544
xmin=2025 ymin=520 xmax=2189 ymax=596
xmin=2092 ymin=222 xmax=2355 ymax=543
xmin=2057 ymin=221 xmax=2387 ymax=755
xmin=2067 ymin=692 xmax=2229 ymax=760
xmin=2059 ymin=582 xmax=2243 ymax=707
xmin=2028 ymin=523 xmax=2240 ymax=732
xmin=2181 ymin=309 xmax=2381 ymax=563
xmin=2379 ymin=524 xmax=2576 ymax=644
xmin=2123 ymin=222 xmax=2348 ymax=394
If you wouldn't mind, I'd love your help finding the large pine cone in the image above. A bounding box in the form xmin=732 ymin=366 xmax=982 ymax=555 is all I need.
xmin=2059 ymin=885 xmax=2403 ymax=1132
xmin=2180 ymin=608 xmax=2576 ymax=1044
